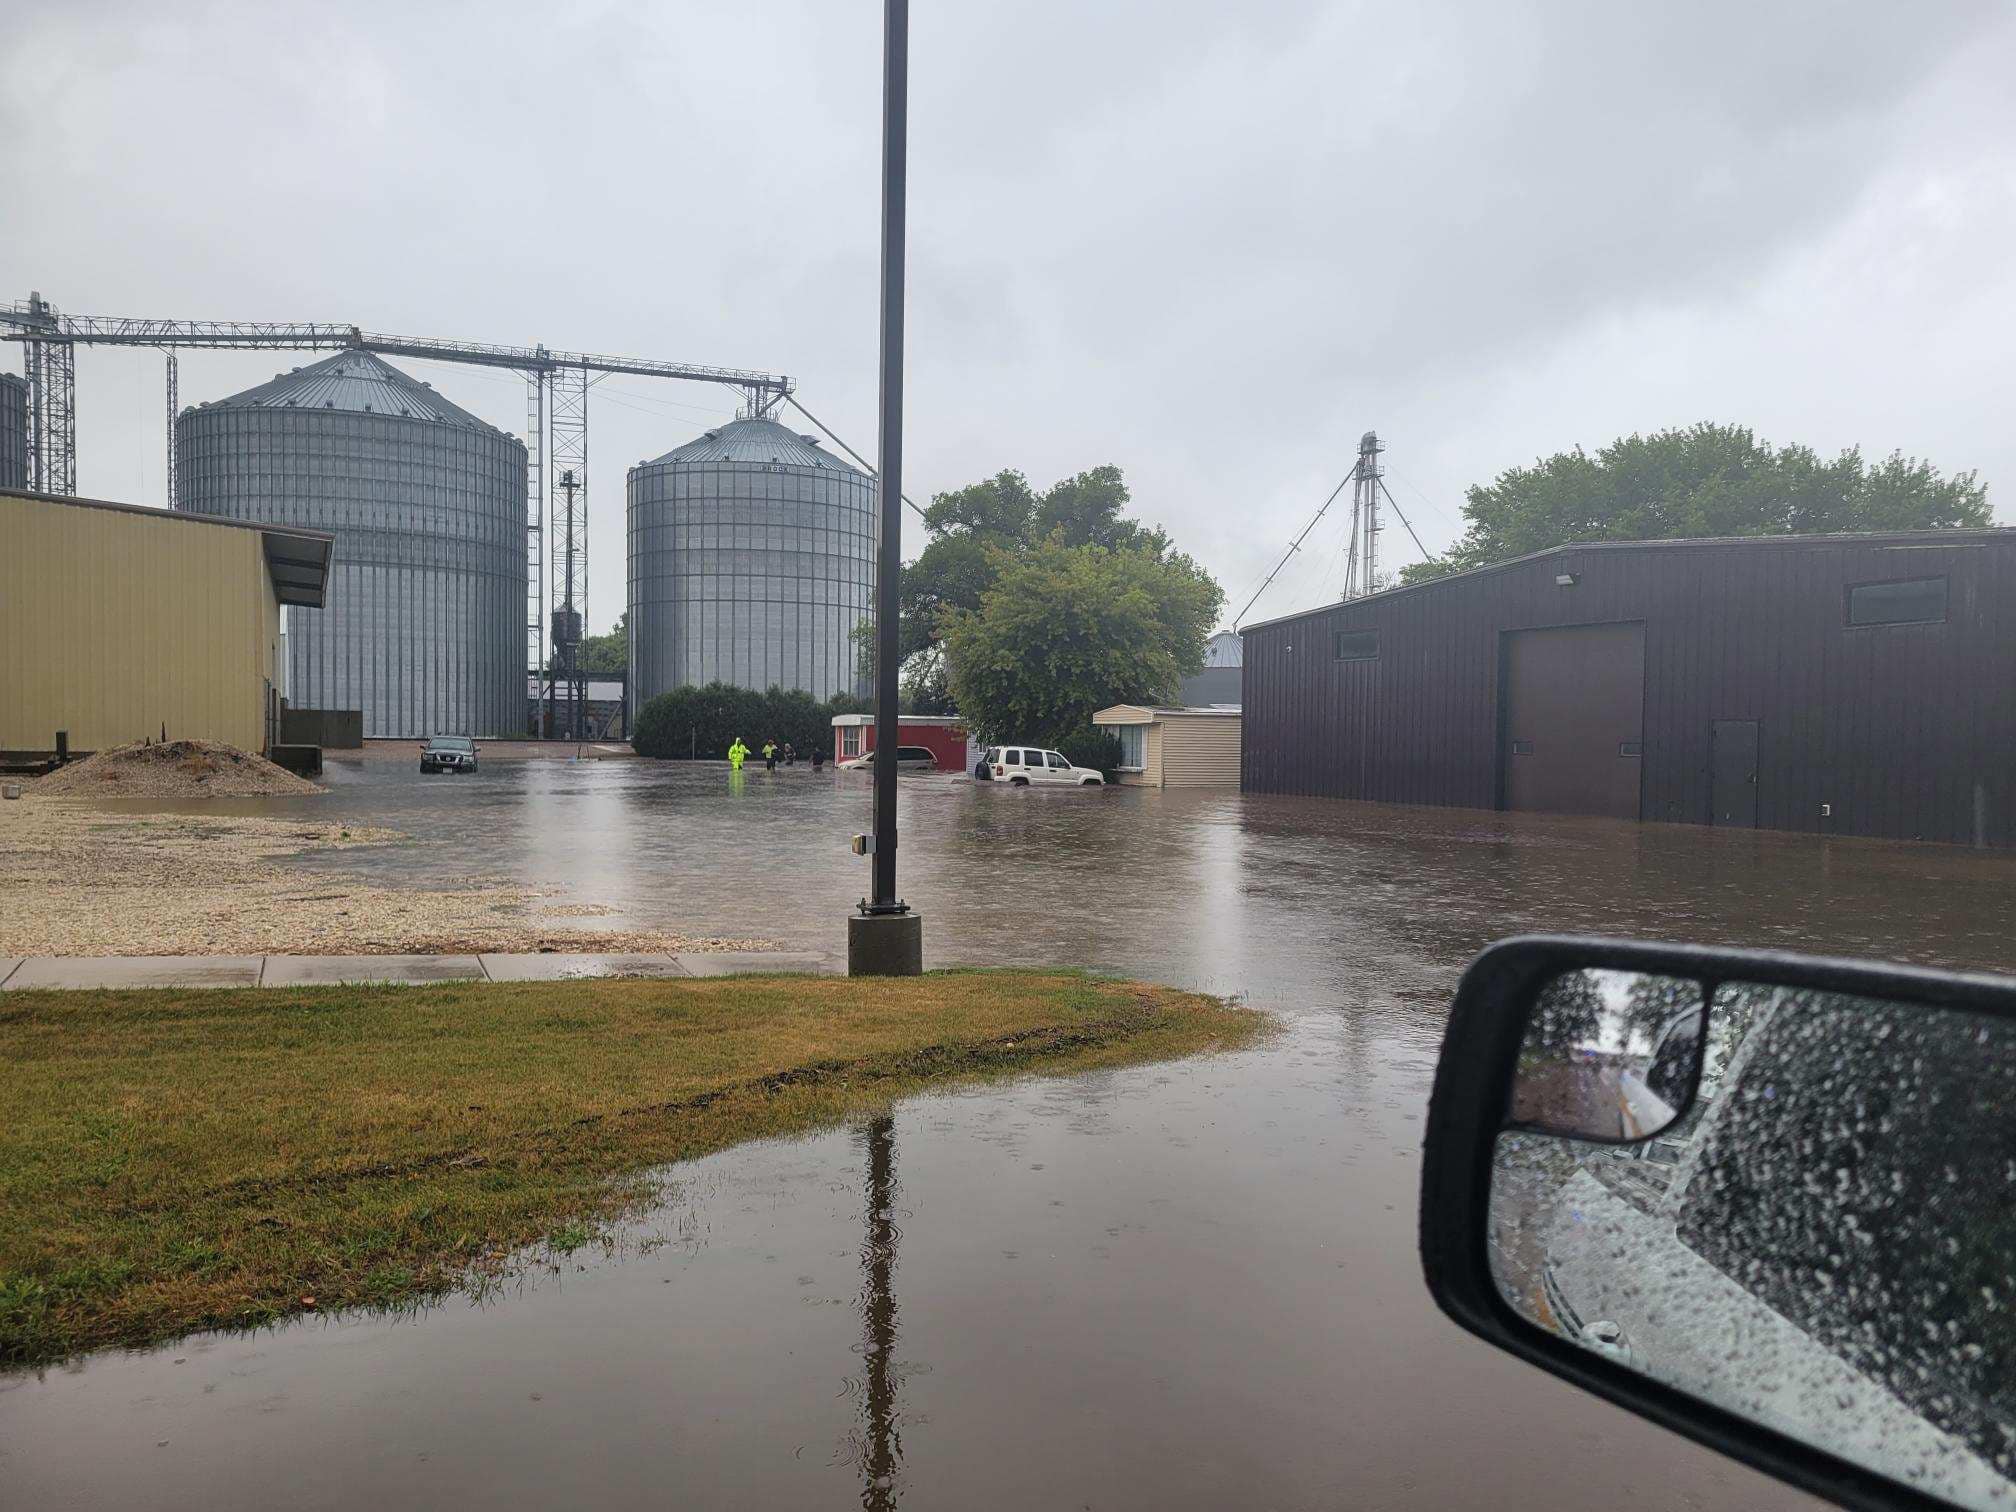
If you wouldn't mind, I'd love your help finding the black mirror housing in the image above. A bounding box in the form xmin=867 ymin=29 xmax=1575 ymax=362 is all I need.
xmin=1420 ymin=935 xmax=2016 ymax=1512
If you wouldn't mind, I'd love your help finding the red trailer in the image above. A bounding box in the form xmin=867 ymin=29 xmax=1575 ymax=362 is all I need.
xmin=831 ymin=714 xmax=970 ymax=772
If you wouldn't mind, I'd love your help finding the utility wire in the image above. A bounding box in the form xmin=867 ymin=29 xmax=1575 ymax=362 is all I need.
xmin=1377 ymin=477 xmax=1432 ymax=561
xmin=783 ymin=395 xmax=930 ymax=521
xmin=1385 ymin=467 xmax=1460 ymax=532
xmin=1233 ymin=470 xmax=1356 ymax=629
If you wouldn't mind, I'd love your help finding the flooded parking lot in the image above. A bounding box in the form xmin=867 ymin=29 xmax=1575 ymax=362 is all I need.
xmin=6 ymin=759 xmax=2014 ymax=1508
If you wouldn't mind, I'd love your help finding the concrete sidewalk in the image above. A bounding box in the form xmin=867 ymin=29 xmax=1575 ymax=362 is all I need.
xmin=0 ymin=950 xmax=834 ymax=991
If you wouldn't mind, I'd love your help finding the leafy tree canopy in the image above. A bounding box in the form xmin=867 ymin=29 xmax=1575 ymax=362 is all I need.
xmin=1401 ymin=424 xmax=1989 ymax=586
xmin=941 ymin=537 xmax=1222 ymax=745
xmin=576 ymin=612 xmax=627 ymax=675
xmin=898 ymin=466 xmax=1180 ymax=657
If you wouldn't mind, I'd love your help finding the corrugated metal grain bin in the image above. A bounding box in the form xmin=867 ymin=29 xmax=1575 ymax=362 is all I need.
xmin=1240 ymin=530 xmax=2016 ymax=847
xmin=175 ymin=352 xmax=527 ymax=739
xmin=0 ymin=374 xmax=27 ymax=491
xmin=627 ymin=415 xmax=876 ymax=710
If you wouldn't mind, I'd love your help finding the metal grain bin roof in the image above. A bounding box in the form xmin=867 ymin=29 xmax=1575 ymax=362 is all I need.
xmin=198 ymin=350 xmax=502 ymax=432
xmin=647 ymin=414 xmax=864 ymax=472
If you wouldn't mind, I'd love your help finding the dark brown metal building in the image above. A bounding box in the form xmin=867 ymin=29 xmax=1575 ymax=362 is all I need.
xmin=1240 ymin=529 xmax=2016 ymax=847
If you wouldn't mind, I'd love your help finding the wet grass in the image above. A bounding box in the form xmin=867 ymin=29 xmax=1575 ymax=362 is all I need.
xmin=0 ymin=969 xmax=1262 ymax=1365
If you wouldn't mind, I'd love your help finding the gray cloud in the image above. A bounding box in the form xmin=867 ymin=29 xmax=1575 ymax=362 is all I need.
xmin=4 ymin=0 xmax=2009 ymax=631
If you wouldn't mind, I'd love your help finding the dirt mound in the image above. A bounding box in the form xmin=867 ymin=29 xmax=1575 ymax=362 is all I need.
xmin=33 ymin=739 xmax=324 ymax=798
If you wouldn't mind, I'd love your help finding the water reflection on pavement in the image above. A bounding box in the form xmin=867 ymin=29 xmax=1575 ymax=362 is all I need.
xmin=7 ymin=760 xmax=2014 ymax=1509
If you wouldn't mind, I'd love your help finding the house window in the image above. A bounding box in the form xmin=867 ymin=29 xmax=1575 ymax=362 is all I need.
xmin=841 ymin=725 xmax=861 ymax=756
xmin=1114 ymin=724 xmax=1146 ymax=770
xmin=1333 ymin=629 xmax=1379 ymax=661
xmin=1847 ymin=576 xmax=1946 ymax=627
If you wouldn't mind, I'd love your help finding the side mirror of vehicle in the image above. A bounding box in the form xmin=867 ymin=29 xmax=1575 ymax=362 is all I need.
xmin=1419 ymin=936 xmax=2016 ymax=1512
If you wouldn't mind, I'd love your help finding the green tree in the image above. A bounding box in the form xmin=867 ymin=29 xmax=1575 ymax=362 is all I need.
xmin=1402 ymin=424 xmax=1989 ymax=585
xmin=941 ymin=538 xmax=1222 ymax=744
xmin=876 ymin=465 xmax=1191 ymax=699
xmin=1033 ymin=464 xmax=1171 ymax=555
xmin=576 ymin=612 xmax=628 ymax=674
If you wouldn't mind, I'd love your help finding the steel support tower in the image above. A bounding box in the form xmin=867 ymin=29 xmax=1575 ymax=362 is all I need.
xmin=19 ymin=293 xmax=76 ymax=494
xmin=524 ymin=368 xmax=547 ymax=734
xmin=1343 ymin=430 xmax=1384 ymax=600
xmin=546 ymin=370 xmax=590 ymax=737
xmin=162 ymin=350 xmax=178 ymax=507
xmin=550 ymin=469 xmax=587 ymax=741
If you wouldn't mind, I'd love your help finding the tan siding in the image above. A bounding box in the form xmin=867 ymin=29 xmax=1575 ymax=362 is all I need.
xmin=1 ymin=494 xmax=281 ymax=754
xmin=1095 ymin=705 xmax=1159 ymax=785
xmin=1160 ymin=714 xmax=1242 ymax=788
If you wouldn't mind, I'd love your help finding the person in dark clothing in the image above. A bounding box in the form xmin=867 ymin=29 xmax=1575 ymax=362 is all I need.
xmin=811 ymin=746 xmax=827 ymax=771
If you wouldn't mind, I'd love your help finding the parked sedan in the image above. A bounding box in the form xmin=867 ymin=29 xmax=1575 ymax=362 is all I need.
xmin=837 ymin=745 xmax=939 ymax=773
xmin=980 ymin=745 xmax=1105 ymax=786
xmin=419 ymin=735 xmax=479 ymax=774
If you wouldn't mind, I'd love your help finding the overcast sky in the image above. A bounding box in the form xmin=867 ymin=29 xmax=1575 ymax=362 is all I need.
xmin=5 ymin=0 xmax=2011 ymax=634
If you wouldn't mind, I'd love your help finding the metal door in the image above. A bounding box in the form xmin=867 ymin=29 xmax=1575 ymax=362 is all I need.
xmin=1503 ymin=622 xmax=1646 ymax=820
xmin=1711 ymin=720 xmax=1760 ymax=827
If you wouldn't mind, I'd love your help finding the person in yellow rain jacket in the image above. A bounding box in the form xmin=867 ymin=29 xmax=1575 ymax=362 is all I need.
xmin=728 ymin=737 xmax=749 ymax=771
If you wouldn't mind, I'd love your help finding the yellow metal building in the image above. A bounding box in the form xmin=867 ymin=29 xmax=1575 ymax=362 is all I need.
xmin=1093 ymin=704 xmax=1242 ymax=789
xmin=1 ymin=489 xmax=330 ymax=758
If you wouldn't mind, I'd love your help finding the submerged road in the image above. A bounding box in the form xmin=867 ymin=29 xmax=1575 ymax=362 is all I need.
xmin=7 ymin=760 xmax=2014 ymax=1508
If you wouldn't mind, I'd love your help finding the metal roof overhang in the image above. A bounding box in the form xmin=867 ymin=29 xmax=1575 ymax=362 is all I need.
xmin=261 ymin=530 xmax=333 ymax=608
xmin=3 ymin=488 xmax=335 ymax=608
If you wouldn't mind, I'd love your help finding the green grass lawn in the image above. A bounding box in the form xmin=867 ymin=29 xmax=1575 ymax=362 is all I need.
xmin=0 ymin=969 xmax=1262 ymax=1364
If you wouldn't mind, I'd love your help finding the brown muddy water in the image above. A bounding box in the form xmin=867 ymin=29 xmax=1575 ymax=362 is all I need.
xmin=6 ymin=759 xmax=2014 ymax=1508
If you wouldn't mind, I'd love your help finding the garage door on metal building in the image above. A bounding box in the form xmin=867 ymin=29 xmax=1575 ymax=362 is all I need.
xmin=1502 ymin=622 xmax=1646 ymax=820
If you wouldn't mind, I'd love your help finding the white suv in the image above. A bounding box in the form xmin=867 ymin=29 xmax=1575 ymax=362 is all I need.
xmin=978 ymin=745 xmax=1105 ymax=786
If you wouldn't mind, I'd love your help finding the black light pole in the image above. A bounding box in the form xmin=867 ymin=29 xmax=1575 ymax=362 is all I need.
xmin=849 ymin=0 xmax=923 ymax=975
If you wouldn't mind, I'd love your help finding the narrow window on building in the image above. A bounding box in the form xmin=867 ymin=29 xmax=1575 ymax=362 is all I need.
xmin=1333 ymin=629 xmax=1380 ymax=661
xmin=1847 ymin=576 xmax=1947 ymax=627
xmin=841 ymin=726 xmax=861 ymax=757
xmin=1114 ymin=724 xmax=1146 ymax=770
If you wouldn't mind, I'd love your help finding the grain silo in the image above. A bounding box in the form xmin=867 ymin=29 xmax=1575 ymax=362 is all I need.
xmin=627 ymin=414 xmax=875 ymax=708
xmin=0 ymin=373 xmax=26 ymax=490
xmin=176 ymin=351 xmax=526 ymax=738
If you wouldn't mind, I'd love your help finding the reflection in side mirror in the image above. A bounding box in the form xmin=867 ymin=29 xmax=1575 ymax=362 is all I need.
xmin=1491 ymin=977 xmax=2016 ymax=1510
xmin=1507 ymin=968 xmax=1706 ymax=1142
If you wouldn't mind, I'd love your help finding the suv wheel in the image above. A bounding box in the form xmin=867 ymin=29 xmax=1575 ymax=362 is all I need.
xmin=1009 ymin=775 xmax=1029 ymax=786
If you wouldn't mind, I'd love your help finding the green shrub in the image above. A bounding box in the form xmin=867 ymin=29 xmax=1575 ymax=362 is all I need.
xmin=632 ymin=683 xmax=871 ymax=760
xmin=1057 ymin=729 xmax=1124 ymax=779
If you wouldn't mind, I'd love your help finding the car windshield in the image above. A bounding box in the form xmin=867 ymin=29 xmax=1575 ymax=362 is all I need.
xmin=431 ymin=737 xmax=474 ymax=751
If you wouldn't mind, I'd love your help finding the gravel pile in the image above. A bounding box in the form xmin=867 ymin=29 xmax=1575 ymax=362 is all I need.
xmin=34 ymin=740 xmax=324 ymax=797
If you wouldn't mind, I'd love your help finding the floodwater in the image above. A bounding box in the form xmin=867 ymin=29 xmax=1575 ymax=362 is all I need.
xmin=6 ymin=759 xmax=2015 ymax=1509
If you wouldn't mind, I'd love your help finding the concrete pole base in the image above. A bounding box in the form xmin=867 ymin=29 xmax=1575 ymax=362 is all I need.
xmin=848 ymin=911 xmax=923 ymax=977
